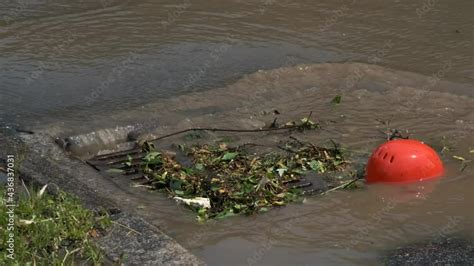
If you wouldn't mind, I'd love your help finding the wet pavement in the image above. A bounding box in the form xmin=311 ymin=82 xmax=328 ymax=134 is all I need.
xmin=1 ymin=1 xmax=473 ymax=265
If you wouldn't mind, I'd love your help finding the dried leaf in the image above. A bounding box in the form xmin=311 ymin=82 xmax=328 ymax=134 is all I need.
xmin=37 ymin=184 xmax=48 ymax=198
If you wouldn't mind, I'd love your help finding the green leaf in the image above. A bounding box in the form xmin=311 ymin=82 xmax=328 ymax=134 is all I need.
xmin=194 ymin=163 xmax=204 ymax=171
xmin=232 ymin=191 xmax=244 ymax=197
xmin=144 ymin=152 xmax=161 ymax=162
xmin=300 ymin=117 xmax=315 ymax=125
xmin=125 ymin=155 xmax=133 ymax=167
xmin=216 ymin=209 xmax=236 ymax=219
xmin=291 ymin=168 xmax=304 ymax=175
xmin=221 ymin=152 xmax=238 ymax=161
xmin=182 ymin=168 xmax=194 ymax=175
xmin=170 ymin=179 xmax=183 ymax=191
xmin=174 ymin=190 xmax=184 ymax=196
xmin=299 ymin=117 xmax=318 ymax=129
xmin=308 ymin=160 xmax=326 ymax=173
xmin=331 ymin=95 xmax=342 ymax=105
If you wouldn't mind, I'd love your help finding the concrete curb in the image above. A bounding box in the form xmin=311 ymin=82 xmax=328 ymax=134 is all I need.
xmin=0 ymin=129 xmax=203 ymax=265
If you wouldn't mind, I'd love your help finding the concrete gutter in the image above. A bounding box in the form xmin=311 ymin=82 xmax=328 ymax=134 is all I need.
xmin=0 ymin=128 xmax=203 ymax=265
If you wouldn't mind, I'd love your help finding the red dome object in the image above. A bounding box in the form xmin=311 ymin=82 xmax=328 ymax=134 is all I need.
xmin=366 ymin=139 xmax=444 ymax=184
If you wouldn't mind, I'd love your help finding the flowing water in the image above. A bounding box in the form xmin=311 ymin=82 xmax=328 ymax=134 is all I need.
xmin=1 ymin=0 xmax=473 ymax=265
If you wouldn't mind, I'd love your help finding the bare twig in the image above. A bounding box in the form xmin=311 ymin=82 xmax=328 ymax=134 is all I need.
xmin=320 ymin=178 xmax=360 ymax=195
xmin=277 ymin=145 xmax=297 ymax=153
xmin=289 ymin=136 xmax=305 ymax=146
xmin=62 ymin=247 xmax=81 ymax=265
xmin=269 ymin=118 xmax=278 ymax=128
xmin=111 ymin=221 xmax=142 ymax=235
xmin=145 ymin=125 xmax=300 ymax=143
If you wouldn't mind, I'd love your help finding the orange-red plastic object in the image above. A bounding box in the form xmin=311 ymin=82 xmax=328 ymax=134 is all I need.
xmin=366 ymin=139 xmax=444 ymax=184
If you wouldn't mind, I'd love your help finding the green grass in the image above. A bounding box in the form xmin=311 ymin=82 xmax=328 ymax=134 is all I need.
xmin=0 ymin=185 xmax=110 ymax=265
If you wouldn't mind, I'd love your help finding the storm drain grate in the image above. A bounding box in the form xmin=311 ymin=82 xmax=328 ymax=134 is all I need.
xmin=85 ymin=147 xmax=324 ymax=195
xmin=86 ymin=147 xmax=148 ymax=180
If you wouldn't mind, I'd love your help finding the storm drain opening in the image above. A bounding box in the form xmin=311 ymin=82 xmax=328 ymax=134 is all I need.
xmin=63 ymin=117 xmax=361 ymax=220
xmin=85 ymin=143 xmax=324 ymax=194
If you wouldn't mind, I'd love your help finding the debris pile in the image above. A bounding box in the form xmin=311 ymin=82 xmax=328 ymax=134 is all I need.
xmin=126 ymin=139 xmax=353 ymax=221
xmin=97 ymin=116 xmax=361 ymax=221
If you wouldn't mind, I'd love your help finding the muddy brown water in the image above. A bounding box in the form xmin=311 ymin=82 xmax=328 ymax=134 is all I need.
xmin=1 ymin=0 xmax=473 ymax=265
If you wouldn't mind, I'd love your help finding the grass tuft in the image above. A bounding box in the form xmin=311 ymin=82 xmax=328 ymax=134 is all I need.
xmin=0 ymin=185 xmax=110 ymax=265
